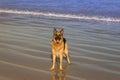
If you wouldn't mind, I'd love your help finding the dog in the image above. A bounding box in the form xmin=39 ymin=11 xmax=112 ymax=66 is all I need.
xmin=50 ymin=28 xmax=71 ymax=70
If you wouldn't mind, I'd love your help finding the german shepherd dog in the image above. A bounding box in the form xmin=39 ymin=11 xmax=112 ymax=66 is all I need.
xmin=50 ymin=28 xmax=71 ymax=70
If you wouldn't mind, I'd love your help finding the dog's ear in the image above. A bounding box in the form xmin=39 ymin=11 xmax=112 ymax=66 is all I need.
xmin=60 ymin=28 xmax=64 ymax=34
xmin=53 ymin=27 xmax=57 ymax=34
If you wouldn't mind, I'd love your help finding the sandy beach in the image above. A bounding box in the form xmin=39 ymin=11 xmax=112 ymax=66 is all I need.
xmin=0 ymin=13 xmax=120 ymax=80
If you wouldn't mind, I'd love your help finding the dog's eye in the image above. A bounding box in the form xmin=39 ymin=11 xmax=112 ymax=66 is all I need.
xmin=55 ymin=34 xmax=58 ymax=36
xmin=55 ymin=34 xmax=60 ymax=36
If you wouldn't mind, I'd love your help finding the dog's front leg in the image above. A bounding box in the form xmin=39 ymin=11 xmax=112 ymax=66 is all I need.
xmin=60 ymin=55 xmax=63 ymax=70
xmin=50 ymin=55 xmax=56 ymax=70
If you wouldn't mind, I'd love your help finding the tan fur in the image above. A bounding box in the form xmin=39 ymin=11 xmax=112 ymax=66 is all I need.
xmin=50 ymin=28 xmax=71 ymax=71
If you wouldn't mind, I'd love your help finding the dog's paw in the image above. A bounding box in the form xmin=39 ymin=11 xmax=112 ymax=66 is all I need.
xmin=60 ymin=68 xmax=63 ymax=71
xmin=68 ymin=62 xmax=71 ymax=65
xmin=60 ymin=67 xmax=63 ymax=71
xmin=50 ymin=67 xmax=54 ymax=71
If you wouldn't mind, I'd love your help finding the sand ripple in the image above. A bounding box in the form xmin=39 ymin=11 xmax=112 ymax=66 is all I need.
xmin=0 ymin=21 xmax=120 ymax=80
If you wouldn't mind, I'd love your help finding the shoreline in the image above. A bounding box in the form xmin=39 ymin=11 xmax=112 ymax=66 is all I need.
xmin=0 ymin=9 xmax=120 ymax=22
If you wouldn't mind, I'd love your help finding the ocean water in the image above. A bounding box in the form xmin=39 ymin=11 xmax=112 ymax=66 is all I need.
xmin=0 ymin=0 xmax=120 ymax=22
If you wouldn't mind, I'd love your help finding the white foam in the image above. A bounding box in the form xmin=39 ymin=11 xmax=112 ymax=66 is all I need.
xmin=0 ymin=9 xmax=120 ymax=22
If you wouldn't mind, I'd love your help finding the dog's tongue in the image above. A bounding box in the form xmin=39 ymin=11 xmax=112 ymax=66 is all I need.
xmin=56 ymin=40 xmax=59 ymax=43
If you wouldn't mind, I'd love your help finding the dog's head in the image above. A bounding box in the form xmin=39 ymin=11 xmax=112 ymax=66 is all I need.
xmin=53 ymin=28 xmax=64 ymax=44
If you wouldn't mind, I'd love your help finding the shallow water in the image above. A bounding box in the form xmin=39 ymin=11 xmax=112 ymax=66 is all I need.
xmin=0 ymin=13 xmax=120 ymax=80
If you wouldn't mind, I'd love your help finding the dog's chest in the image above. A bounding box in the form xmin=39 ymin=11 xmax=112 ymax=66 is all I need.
xmin=54 ymin=51 xmax=64 ymax=57
xmin=52 ymin=41 xmax=65 ymax=57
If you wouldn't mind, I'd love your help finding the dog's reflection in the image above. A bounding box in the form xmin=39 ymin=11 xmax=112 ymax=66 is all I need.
xmin=50 ymin=63 xmax=70 ymax=80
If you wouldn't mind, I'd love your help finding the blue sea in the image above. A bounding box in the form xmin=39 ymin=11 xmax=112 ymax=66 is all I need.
xmin=0 ymin=0 xmax=120 ymax=22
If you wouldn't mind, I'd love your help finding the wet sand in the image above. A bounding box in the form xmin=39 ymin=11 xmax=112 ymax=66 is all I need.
xmin=0 ymin=14 xmax=120 ymax=80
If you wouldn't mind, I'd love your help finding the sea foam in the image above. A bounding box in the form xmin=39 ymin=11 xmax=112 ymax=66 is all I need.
xmin=0 ymin=9 xmax=120 ymax=22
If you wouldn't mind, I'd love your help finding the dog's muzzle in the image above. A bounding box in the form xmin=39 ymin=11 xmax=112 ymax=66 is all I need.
xmin=55 ymin=36 xmax=61 ymax=43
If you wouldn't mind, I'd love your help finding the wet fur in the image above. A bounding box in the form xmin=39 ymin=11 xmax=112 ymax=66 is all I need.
xmin=50 ymin=28 xmax=71 ymax=71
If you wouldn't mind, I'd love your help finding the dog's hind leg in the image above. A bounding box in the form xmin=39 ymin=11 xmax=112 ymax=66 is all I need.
xmin=64 ymin=44 xmax=71 ymax=64
xmin=67 ymin=54 xmax=71 ymax=64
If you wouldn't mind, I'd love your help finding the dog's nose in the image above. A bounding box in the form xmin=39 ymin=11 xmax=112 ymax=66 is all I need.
xmin=55 ymin=36 xmax=61 ymax=43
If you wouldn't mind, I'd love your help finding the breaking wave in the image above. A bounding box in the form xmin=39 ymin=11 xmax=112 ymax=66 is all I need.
xmin=0 ymin=9 xmax=120 ymax=22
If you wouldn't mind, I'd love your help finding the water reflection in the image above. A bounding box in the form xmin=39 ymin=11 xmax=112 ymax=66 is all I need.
xmin=50 ymin=63 xmax=70 ymax=80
